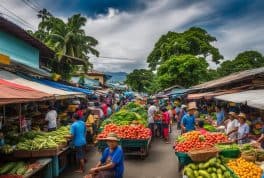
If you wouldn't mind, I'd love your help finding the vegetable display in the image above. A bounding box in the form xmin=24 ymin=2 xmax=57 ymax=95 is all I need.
xmin=215 ymin=144 xmax=239 ymax=151
xmin=184 ymin=157 xmax=234 ymax=178
xmin=204 ymin=124 xmax=217 ymax=132
xmin=227 ymin=158 xmax=262 ymax=178
xmin=100 ymin=103 xmax=148 ymax=129
xmin=97 ymin=124 xmax=151 ymax=140
xmin=175 ymin=131 xmax=228 ymax=152
xmin=15 ymin=126 xmax=69 ymax=151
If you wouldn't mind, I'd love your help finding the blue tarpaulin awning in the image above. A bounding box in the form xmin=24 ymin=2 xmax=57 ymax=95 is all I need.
xmin=32 ymin=78 xmax=93 ymax=95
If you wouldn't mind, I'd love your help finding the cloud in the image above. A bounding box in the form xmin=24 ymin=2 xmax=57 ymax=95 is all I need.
xmin=2 ymin=0 xmax=264 ymax=73
xmin=85 ymin=0 xmax=213 ymax=72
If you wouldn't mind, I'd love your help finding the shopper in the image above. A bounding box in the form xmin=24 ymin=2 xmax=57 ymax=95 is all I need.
xmin=181 ymin=103 xmax=197 ymax=133
xmin=107 ymin=104 xmax=113 ymax=118
xmin=113 ymin=102 xmax=120 ymax=113
xmin=147 ymin=101 xmax=157 ymax=137
xmin=257 ymin=125 xmax=264 ymax=149
xmin=86 ymin=132 xmax=124 ymax=178
xmin=45 ymin=106 xmax=57 ymax=131
xmin=216 ymin=105 xmax=225 ymax=126
xmin=161 ymin=107 xmax=170 ymax=143
xmin=226 ymin=112 xmax=239 ymax=140
xmin=70 ymin=113 xmax=87 ymax=173
xmin=101 ymin=102 xmax=108 ymax=118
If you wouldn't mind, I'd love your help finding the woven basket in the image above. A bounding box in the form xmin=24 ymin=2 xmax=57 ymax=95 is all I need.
xmin=188 ymin=147 xmax=219 ymax=162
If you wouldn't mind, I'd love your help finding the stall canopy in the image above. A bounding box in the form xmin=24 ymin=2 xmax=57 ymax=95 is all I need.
xmin=215 ymin=90 xmax=264 ymax=110
xmin=0 ymin=79 xmax=53 ymax=105
xmin=187 ymin=90 xmax=241 ymax=100
xmin=0 ymin=70 xmax=84 ymax=99
xmin=30 ymin=77 xmax=93 ymax=95
xmin=167 ymin=89 xmax=188 ymax=97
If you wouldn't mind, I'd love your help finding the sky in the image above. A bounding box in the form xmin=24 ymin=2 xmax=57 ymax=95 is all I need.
xmin=1 ymin=0 xmax=264 ymax=72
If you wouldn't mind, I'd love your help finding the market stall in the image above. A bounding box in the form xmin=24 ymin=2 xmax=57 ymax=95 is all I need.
xmin=96 ymin=102 xmax=151 ymax=158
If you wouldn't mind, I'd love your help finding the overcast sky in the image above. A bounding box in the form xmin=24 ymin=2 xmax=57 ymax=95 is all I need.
xmin=1 ymin=0 xmax=264 ymax=72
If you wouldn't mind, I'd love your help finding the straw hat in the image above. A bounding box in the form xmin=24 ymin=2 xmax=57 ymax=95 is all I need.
xmin=104 ymin=132 xmax=120 ymax=141
xmin=238 ymin=113 xmax=247 ymax=120
xmin=187 ymin=102 xmax=197 ymax=111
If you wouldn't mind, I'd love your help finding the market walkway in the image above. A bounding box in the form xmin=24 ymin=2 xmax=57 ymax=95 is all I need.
xmin=60 ymin=125 xmax=180 ymax=178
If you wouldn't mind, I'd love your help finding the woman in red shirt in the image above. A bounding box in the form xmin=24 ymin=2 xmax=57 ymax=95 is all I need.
xmin=161 ymin=107 xmax=170 ymax=143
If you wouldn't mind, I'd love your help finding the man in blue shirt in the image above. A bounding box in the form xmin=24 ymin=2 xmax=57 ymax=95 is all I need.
xmin=181 ymin=103 xmax=197 ymax=133
xmin=215 ymin=106 xmax=225 ymax=126
xmin=87 ymin=132 xmax=124 ymax=178
xmin=70 ymin=113 xmax=86 ymax=173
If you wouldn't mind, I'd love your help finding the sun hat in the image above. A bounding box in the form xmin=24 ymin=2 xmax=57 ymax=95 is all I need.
xmin=238 ymin=113 xmax=247 ymax=120
xmin=187 ymin=102 xmax=197 ymax=111
xmin=104 ymin=132 xmax=120 ymax=141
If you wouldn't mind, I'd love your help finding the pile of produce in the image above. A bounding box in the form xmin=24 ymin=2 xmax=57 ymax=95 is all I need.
xmin=216 ymin=144 xmax=239 ymax=151
xmin=175 ymin=131 xmax=228 ymax=152
xmin=204 ymin=124 xmax=217 ymax=132
xmin=97 ymin=124 xmax=151 ymax=140
xmin=227 ymin=158 xmax=262 ymax=178
xmin=0 ymin=162 xmax=28 ymax=176
xmin=0 ymin=144 xmax=14 ymax=154
xmin=100 ymin=103 xmax=147 ymax=129
xmin=184 ymin=157 xmax=235 ymax=178
xmin=16 ymin=126 xmax=69 ymax=151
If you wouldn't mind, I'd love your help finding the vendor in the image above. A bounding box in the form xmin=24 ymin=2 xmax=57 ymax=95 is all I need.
xmin=181 ymin=102 xmax=197 ymax=133
xmin=216 ymin=105 xmax=225 ymax=126
xmin=226 ymin=112 xmax=239 ymax=140
xmin=257 ymin=125 xmax=264 ymax=149
xmin=45 ymin=106 xmax=57 ymax=131
xmin=161 ymin=107 xmax=170 ymax=143
xmin=86 ymin=132 xmax=124 ymax=178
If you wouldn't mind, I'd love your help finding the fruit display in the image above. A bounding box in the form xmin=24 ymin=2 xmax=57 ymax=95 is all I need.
xmin=175 ymin=131 xmax=228 ymax=152
xmin=227 ymin=158 xmax=262 ymax=178
xmin=184 ymin=157 xmax=235 ymax=178
xmin=97 ymin=124 xmax=151 ymax=140
xmin=16 ymin=126 xmax=69 ymax=151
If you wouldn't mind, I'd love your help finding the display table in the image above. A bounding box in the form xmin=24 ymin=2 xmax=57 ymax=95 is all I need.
xmin=51 ymin=146 xmax=70 ymax=177
xmin=24 ymin=158 xmax=52 ymax=178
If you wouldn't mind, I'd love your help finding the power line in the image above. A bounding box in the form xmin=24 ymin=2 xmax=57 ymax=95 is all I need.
xmin=0 ymin=13 xmax=35 ymax=31
xmin=21 ymin=0 xmax=39 ymax=12
xmin=27 ymin=0 xmax=41 ymax=10
xmin=0 ymin=5 xmax=36 ymax=30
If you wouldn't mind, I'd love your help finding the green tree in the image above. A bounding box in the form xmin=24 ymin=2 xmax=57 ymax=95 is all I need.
xmin=217 ymin=51 xmax=264 ymax=77
xmin=156 ymin=55 xmax=209 ymax=89
xmin=125 ymin=69 xmax=154 ymax=92
xmin=31 ymin=13 xmax=99 ymax=80
xmin=147 ymin=27 xmax=223 ymax=70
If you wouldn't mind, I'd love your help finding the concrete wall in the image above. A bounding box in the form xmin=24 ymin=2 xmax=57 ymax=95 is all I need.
xmin=0 ymin=30 xmax=39 ymax=69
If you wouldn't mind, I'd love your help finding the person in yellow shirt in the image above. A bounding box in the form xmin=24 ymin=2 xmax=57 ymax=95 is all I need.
xmin=86 ymin=110 xmax=96 ymax=143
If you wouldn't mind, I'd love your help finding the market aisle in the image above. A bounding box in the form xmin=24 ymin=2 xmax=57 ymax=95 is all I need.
xmin=60 ymin=125 xmax=180 ymax=178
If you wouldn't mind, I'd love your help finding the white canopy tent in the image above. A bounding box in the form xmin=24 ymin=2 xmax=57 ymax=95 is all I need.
xmin=0 ymin=70 xmax=84 ymax=99
xmin=215 ymin=90 xmax=264 ymax=110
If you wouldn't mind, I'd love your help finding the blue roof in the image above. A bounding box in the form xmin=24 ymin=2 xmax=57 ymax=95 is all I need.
xmin=168 ymin=89 xmax=189 ymax=96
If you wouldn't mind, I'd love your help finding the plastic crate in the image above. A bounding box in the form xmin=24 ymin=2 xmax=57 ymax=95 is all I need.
xmin=220 ymin=149 xmax=240 ymax=158
xmin=121 ymin=139 xmax=148 ymax=148
xmin=175 ymin=152 xmax=192 ymax=166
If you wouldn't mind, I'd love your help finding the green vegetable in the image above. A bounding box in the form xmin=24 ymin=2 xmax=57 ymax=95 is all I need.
xmin=9 ymin=162 xmax=25 ymax=174
xmin=16 ymin=166 xmax=27 ymax=175
xmin=198 ymin=170 xmax=211 ymax=178
xmin=0 ymin=162 xmax=16 ymax=174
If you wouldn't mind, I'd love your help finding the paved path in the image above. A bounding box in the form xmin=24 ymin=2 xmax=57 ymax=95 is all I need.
xmin=60 ymin=125 xmax=180 ymax=178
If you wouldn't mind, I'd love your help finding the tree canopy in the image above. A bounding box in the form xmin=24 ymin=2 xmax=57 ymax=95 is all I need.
xmin=217 ymin=51 xmax=264 ymax=77
xmin=147 ymin=27 xmax=223 ymax=70
xmin=125 ymin=69 xmax=154 ymax=93
xmin=156 ymin=55 xmax=209 ymax=88
xmin=29 ymin=10 xmax=99 ymax=80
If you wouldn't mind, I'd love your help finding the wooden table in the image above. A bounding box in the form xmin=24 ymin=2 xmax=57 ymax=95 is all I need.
xmin=23 ymin=158 xmax=52 ymax=178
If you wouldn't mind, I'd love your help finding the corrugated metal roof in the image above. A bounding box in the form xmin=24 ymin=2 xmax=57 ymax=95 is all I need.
xmin=215 ymin=89 xmax=264 ymax=110
xmin=192 ymin=67 xmax=264 ymax=90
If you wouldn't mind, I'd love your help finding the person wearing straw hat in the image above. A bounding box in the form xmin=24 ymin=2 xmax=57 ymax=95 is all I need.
xmin=226 ymin=112 xmax=239 ymax=140
xmin=181 ymin=102 xmax=197 ymax=133
xmin=228 ymin=113 xmax=250 ymax=144
xmin=86 ymin=132 xmax=124 ymax=178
